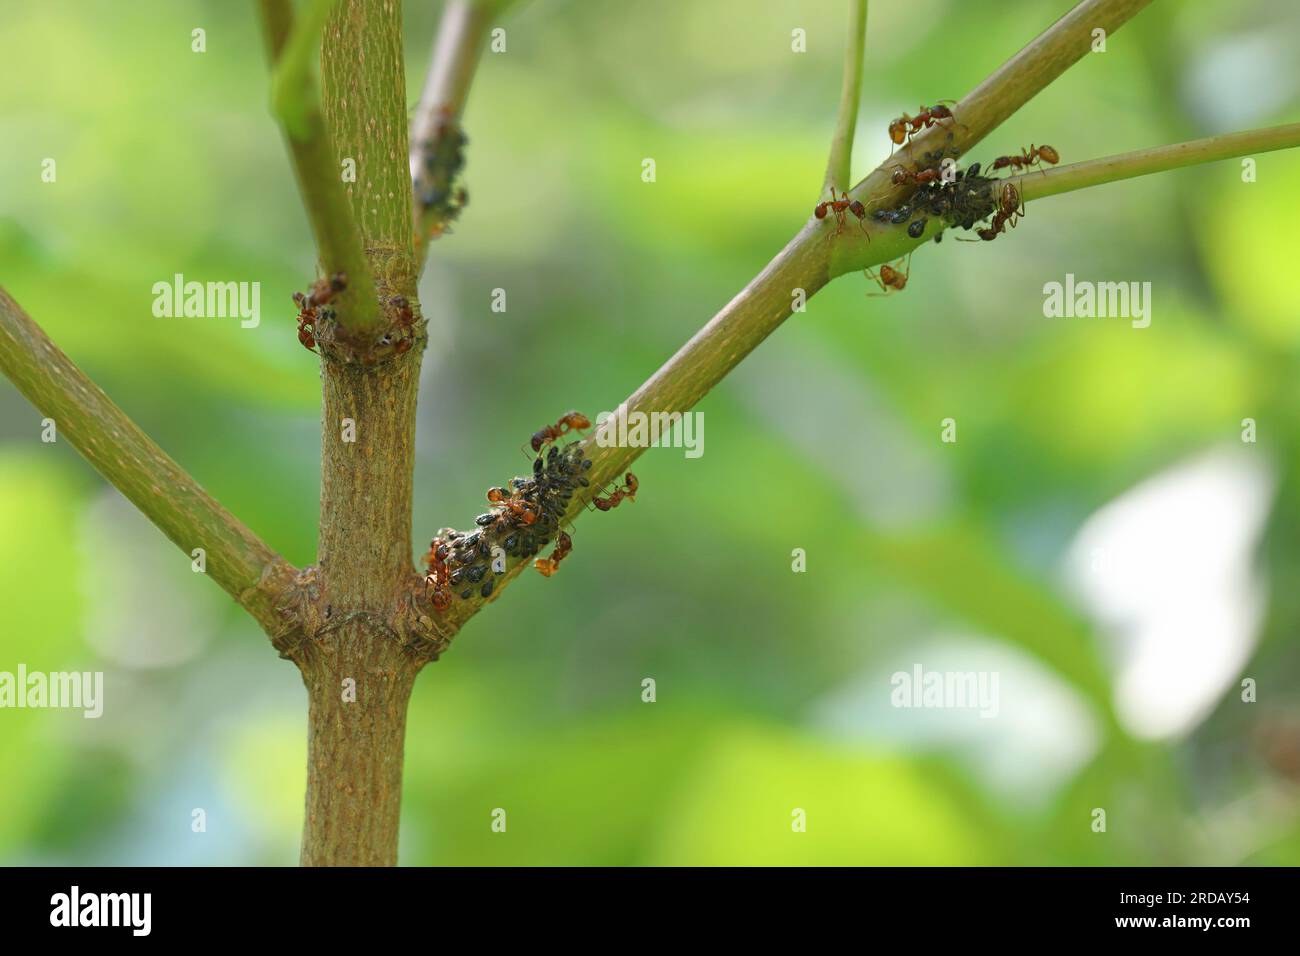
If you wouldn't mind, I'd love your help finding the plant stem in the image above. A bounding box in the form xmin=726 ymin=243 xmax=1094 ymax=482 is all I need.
xmin=295 ymin=0 xmax=426 ymax=868
xmin=829 ymin=0 xmax=1155 ymax=277
xmin=410 ymin=0 xmax=509 ymax=265
xmin=823 ymin=0 xmax=868 ymax=196
xmin=1011 ymin=123 xmax=1300 ymax=203
xmin=434 ymin=0 xmax=1160 ymax=632
xmin=831 ymin=122 xmax=1300 ymax=277
xmin=300 ymin=628 xmax=416 ymax=866
xmin=0 ymin=289 xmax=297 ymax=637
xmin=322 ymin=0 xmax=417 ymax=295
xmin=258 ymin=0 xmax=381 ymax=334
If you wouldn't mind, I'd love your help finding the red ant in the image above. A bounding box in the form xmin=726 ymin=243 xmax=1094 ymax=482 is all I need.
xmin=292 ymin=272 xmax=347 ymax=354
xmin=864 ymin=254 xmax=912 ymax=296
xmin=293 ymin=301 xmax=318 ymax=352
xmin=389 ymin=294 xmax=415 ymax=355
xmin=814 ymin=189 xmax=870 ymax=239
xmin=422 ymin=535 xmax=453 ymax=611
xmin=958 ymin=182 xmax=1024 ymax=242
xmin=592 ymin=472 xmax=638 ymax=512
xmin=889 ymin=164 xmax=944 ymax=187
xmin=888 ymin=102 xmax=959 ymax=147
xmin=990 ymin=144 xmax=1059 ymax=174
xmin=527 ymin=410 xmax=591 ymax=456
xmin=486 ymin=486 xmax=539 ymax=527
xmin=533 ymin=531 xmax=573 ymax=578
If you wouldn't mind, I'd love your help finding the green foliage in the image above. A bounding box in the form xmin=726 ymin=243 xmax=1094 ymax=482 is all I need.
xmin=1 ymin=0 xmax=1298 ymax=865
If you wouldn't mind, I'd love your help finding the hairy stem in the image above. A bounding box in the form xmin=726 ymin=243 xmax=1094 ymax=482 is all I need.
xmin=0 ymin=289 xmax=296 ymax=636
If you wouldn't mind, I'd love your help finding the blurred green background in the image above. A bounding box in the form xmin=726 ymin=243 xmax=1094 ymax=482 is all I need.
xmin=2 ymin=0 xmax=1299 ymax=866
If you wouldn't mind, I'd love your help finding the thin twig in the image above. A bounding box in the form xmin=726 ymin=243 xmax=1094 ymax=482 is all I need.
xmin=0 ymin=289 xmax=298 ymax=636
xmin=1011 ymin=124 xmax=1300 ymax=203
xmin=258 ymin=0 xmax=381 ymax=334
xmin=410 ymin=0 xmax=513 ymax=266
xmin=823 ymin=0 xmax=868 ymax=196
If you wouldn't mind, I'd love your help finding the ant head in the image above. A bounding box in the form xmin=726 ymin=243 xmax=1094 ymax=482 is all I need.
xmin=1038 ymin=145 xmax=1060 ymax=164
xmin=814 ymin=202 xmax=829 ymax=219
xmin=848 ymin=200 xmax=866 ymax=219
xmin=888 ymin=119 xmax=908 ymax=144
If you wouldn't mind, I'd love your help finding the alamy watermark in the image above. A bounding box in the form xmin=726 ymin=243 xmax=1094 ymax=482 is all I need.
xmin=594 ymin=404 xmax=704 ymax=458
xmin=50 ymin=886 xmax=150 ymax=936
xmin=0 ymin=664 xmax=103 ymax=718
xmin=1043 ymin=273 xmax=1151 ymax=328
xmin=890 ymin=664 xmax=999 ymax=718
xmin=151 ymin=273 xmax=260 ymax=328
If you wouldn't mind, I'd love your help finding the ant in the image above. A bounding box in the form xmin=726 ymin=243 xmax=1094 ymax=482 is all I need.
xmin=486 ymin=486 xmax=539 ymax=528
xmin=864 ymin=254 xmax=912 ymax=296
xmin=990 ymin=144 xmax=1059 ymax=174
xmin=293 ymin=303 xmax=318 ymax=352
xmin=592 ymin=472 xmax=638 ymax=512
xmin=528 ymin=410 xmax=591 ymax=455
xmin=958 ymin=182 xmax=1024 ymax=243
xmin=388 ymin=294 xmax=415 ymax=355
xmin=888 ymin=102 xmax=959 ymax=148
xmin=422 ymin=535 xmax=453 ymax=611
xmin=534 ymin=531 xmax=573 ymax=578
xmin=889 ymin=164 xmax=943 ymax=187
xmin=292 ymin=272 xmax=347 ymax=354
xmin=815 ymin=189 xmax=870 ymax=239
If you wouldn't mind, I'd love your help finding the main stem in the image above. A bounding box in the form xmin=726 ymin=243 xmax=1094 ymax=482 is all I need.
xmin=298 ymin=0 xmax=423 ymax=867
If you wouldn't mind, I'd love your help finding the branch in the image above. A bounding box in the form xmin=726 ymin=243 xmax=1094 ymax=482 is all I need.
xmin=0 ymin=289 xmax=297 ymax=637
xmin=409 ymin=0 xmax=509 ymax=264
xmin=1012 ymin=123 xmax=1300 ymax=203
xmin=258 ymin=0 xmax=381 ymax=335
xmin=828 ymin=0 xmax=1156 ymax=277
xmin=321 ymin=0 xmax=419 ymax=297
xmin=823 ymin=0 xmax=868 ymax=195
xmin=426 ymin=0 xmax=1165 ymax=639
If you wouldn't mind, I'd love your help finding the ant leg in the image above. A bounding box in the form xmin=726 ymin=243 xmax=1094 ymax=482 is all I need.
xmin=899 ymin=253 xmax=913 ymax=283
xmin=863 ymin=268 xmax=892 ymax=296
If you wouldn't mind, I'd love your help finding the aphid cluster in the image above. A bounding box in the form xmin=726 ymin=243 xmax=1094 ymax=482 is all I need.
xmin=865 ymin=129 xmax=1062 ymax=264
xmin=422 ymin=411 xmax=640 ymax=609
xmin=414 ymin=110 xmax=469 ymax=238
xmin=292 ymin=273 xmax=346 ymax=352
